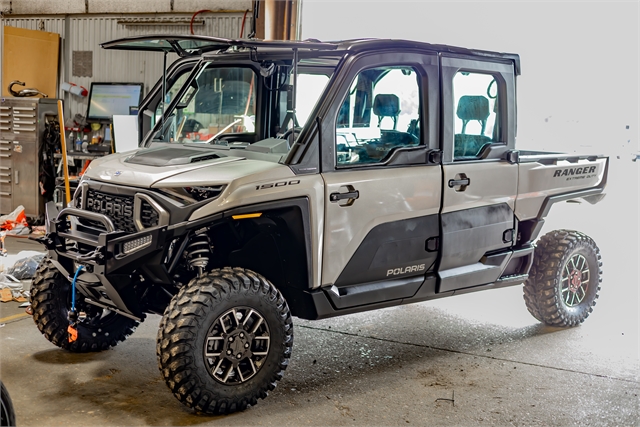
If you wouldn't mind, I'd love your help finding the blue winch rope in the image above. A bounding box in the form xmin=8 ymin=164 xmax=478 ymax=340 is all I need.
xmin=70 ymin=265 xmax=84 ymax=314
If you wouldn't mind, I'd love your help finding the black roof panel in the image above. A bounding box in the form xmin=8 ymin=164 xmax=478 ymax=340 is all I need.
xmin=101 ymin=35 xmax=520 ymax=74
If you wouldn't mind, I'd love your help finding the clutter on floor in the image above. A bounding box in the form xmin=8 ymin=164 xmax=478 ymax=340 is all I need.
xmin=0 ymin=251 xmax=45 ymax=305
xmin=0 ymin=206 xmax=30 ymax=237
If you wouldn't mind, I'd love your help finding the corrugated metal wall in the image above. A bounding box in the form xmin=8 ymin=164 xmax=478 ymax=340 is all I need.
xmin=2 ymin=13 xmax=249 ymax=118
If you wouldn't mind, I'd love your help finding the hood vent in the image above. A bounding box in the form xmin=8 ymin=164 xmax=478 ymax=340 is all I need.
xmin=125 ymin=146 xmax=226 ymax=166
xmin=191 ymin=153 xmax=220 ymax=163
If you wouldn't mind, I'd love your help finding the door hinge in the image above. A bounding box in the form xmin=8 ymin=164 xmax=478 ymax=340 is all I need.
xmin=427 ymin=149 xmax=442 ymax=164
xmin=426 ymin=236 xmax=439 ymax=252
xmin=502 ymin=229 xmax=515 ymax=244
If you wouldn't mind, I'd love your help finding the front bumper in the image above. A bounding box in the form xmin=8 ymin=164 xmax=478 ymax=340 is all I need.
xmin=40 ymin=201 xmax=171 ymax=319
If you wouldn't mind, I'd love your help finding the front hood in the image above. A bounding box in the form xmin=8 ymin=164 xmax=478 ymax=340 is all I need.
xmin=83 ymin=145 xmax=245 ymax=188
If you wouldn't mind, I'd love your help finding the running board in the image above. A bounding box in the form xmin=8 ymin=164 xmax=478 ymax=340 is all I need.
xmin=438 ymin=245 xmax=534 ymax=293
xmin=325 ymin=276 xmax=424 ymax=309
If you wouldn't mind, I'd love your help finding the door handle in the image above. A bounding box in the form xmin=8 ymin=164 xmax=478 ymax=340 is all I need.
xmin=330 ymin=190 xmax=359 ymax=203
xmin=448 ymin=178 xmax=470 ymax=188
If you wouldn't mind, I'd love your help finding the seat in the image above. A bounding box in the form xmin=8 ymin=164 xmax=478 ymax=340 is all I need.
xmin=373 ymin=94 xmax=400 ymax=129
xmin=457 ymin=95 xmax=490 ymax=134
xmin=455 ymin=95 xmax=491 ymax=158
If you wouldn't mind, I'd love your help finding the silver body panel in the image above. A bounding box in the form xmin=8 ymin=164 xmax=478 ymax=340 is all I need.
xmin=439 ymin=161 xmax=518 ymax=274
xmin=321 ymin=166 xmax=441 ymax=286
xmin=442 ymin=161 xmax=518 ymax=213
xmin=515 ymin=157 xmax=607 ymax=220
xmin=189 ymin=171 xmax=327 ymax=291
xmin=83 ymin=150 xmax=245 ymax=188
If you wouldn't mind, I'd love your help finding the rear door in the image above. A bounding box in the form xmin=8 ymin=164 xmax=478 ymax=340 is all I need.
xmin=437 ymin=56 xmax=519 ymax=292
xmin=319 ymin=50 xmax=442 ymax=309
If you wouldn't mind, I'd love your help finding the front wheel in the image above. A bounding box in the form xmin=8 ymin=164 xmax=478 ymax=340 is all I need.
xmin=523 ymin=230 xmax=602 ymax=327
xmin=157 ymin=267 xmax=293 ymax=414
xmin=30 ymin=258 xmax=141 ymax=352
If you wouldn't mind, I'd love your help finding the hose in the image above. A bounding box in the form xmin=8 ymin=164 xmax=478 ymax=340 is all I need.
xmin=190 ymin=9 xmax=212 ymax=35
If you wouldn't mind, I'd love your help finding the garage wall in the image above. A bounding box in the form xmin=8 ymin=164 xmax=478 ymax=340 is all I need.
xmin=0 ymin=0 xmax=252 ymax=14
xmin=1 ymin=12 xmax=250 ymax=119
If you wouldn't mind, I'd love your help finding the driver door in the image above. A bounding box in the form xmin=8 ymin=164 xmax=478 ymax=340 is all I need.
xmin=319 ymin=51 xmax=442 ymax=309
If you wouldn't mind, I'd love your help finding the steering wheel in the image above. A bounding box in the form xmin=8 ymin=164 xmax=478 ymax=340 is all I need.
xmin=487 ymin=79 xmax=498 ymax=99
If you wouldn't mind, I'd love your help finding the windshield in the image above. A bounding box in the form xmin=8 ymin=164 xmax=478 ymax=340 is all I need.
xmin=152 ymin=64 xmax=257 ymax=144
xmin=150 ymin=61 xmax=330 ymax=149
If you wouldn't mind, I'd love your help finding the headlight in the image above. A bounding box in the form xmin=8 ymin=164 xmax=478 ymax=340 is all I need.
xmin=158 ymin=185 xmax=226 ymax=204
xmin=183 ymin=186 xmax=226 ymax=201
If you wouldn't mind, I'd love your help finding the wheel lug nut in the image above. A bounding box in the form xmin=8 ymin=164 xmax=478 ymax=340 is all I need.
xmin=239 ymin=332 xmax=244 ymax=338
xmin=228 ymin=337 xmax=234 ymax=342
xmin=227 ymin=349 xmax=232 ymax=355
xmin=244 ymin=343 xmax=250 ymax=349
xmin=236 ymin=353 xmax=242 ymax=359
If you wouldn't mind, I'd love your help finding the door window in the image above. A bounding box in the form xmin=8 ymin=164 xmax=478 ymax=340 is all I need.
xmin=452 ymin=71 xmax=501 ymax=160
xmin=335 ymin=66 xmax=421 ymax=166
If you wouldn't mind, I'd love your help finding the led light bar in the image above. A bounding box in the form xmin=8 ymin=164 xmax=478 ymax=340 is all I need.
xmin=122 ymin=235 xmax=152 ymax=255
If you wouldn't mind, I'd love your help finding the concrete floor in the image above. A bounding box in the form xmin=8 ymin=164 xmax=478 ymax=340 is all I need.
xmin=0 ymin=159 xmax=638 ymax=426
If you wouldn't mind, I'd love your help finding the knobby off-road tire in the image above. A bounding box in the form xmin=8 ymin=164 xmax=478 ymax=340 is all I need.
xmin=157 ymin=267 xmax=293 ymax=415
xmin=523 ymin=230 xmax=602 ymax=327
xmin=30 ymin=258 xmax=141 ymax=352
xmin=0 ymin=381 xmax=16 ymax=427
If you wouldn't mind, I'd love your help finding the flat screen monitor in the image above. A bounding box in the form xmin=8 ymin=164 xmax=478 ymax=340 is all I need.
xmin=86 ymin=83 xmax=143 ymax=121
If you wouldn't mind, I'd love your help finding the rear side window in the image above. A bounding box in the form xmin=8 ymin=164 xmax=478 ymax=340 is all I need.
xmin=453 ymin=71 xmax=501 ymax=160
xmin=335 ymin=66 xmax=421 ymax=167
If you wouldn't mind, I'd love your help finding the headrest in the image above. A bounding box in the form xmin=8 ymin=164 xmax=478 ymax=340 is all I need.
xmin=373 ymin=94 xmax=400 ymax=117
xmin=457 ymin=95 xmax=490 ymax=121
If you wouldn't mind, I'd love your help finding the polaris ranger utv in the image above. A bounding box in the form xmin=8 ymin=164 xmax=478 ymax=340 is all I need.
xmin=31 ymin=35 xmax=608 ymax=414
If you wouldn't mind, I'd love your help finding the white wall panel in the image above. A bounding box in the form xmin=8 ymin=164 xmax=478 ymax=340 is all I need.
xmin=173 ymin=0 xmax=252 ymax=12
xmin=1 ymin=16 xmax=66 ymax=34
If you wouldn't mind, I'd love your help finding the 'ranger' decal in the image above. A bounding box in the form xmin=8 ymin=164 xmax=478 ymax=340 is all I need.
xmin=553 ymin=166 xmax=597 ymax=180
xmin=387 ymin=264 xmax=425 ymax=277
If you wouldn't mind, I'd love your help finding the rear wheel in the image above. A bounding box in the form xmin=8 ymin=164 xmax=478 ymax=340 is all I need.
xmin=30 ymin=258 xmax=141 ymax=352
xmin=157 ymin=267 xmax=293 ymax=414
xmin=523 ymin=230 xmax=602 ymax=327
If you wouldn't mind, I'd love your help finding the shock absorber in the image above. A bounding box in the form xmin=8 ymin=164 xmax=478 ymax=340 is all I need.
xmin=185 ymin=233 xmax=211 ymax=276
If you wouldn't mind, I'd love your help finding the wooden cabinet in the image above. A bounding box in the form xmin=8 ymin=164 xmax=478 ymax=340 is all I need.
xmin=0 ymin=98 xmax=59 ymax=217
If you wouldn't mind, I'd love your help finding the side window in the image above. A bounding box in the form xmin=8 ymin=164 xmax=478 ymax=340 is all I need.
xmin=335 ymin=66 xmax=421 ymax=167
xmin=277 ymin=73 xmax=330 ymax=131
xmin=453 ymin=71 xmax=501 ymax=160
